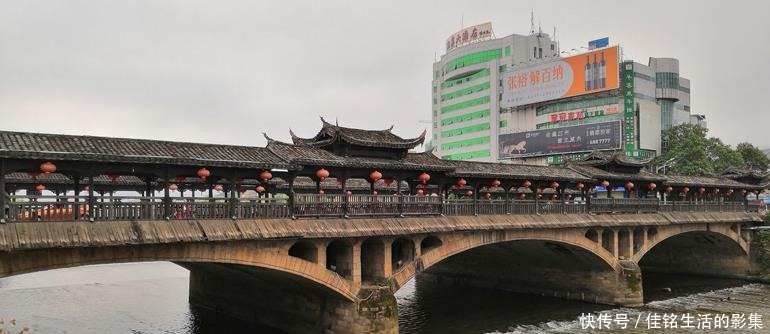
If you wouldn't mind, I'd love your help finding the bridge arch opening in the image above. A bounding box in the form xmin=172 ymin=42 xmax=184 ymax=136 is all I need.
xmin=638 ymin=230 xmax=749 ymax=300
xmin=584 ymin=229 xmax=598 ymax=243
xmin=392 ymin=238 xmax=415 ymax=271
xmin=416 ymin=238 xmax=628 ymax=305
xmin=360 ymin=238 xmax=385 ymax=282
xmin=288 ymin=240 xmax=318 ymax=263
xmin=601 ymin=229 xmax=614 ymax=254
xmin=325 ymin=240 xmax=353 ymax=278
xmin=420 ymin=235 xmax=442 ymax=254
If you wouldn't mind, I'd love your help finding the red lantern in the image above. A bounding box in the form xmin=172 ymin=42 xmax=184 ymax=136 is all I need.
xmin=601 ymin=180 xmax=610 ymax=188
xmin=196 ymin=168 xmax=210 ymax=182
xmin=255 ymin=185 xmax=265 ymax=193
xmin=417 ymin=188 xmax=424 ymax=195
xmin=625 ymin=182 xmax=634 ymax=190
xmin=319 ymin=189 xmax=325 ymax=195
xmin=665 ymin=186 xmax=673 ymax=193
xmin=369 ymin=170 xmax=382 ymax=182
xmin=40 ymin=162 xmax=56 ymax=174
xmin=491 ymin=179 xmax=501 ymax=187
xmin=419 ymin=172 xmax=431 ymax=185
xmin=107 ymin=174 xmax=119 ymax=182
xmin=35 ymin=184 xmax=46 ymax=192
xmin=466 ymin=190 xmax=473 ymax=197
xmin=550 ymin=181 xmax=559 ymax=189
xmin=519 ymin=193 xmax=526 ymax=199
xmin=372 ymin=190 xmax=378 ymax=195
xmin=698 ymin=187 xmax=706 ymax=194
xmin=457 ymin=178 xmax=467 ymax=187
xmin=260 ymin=170 xmax=273 ymax=182
xmin=214 ymin=184 xmax=223 ymax=192
xmin=169 ymin=184 xmax=178 ymax=191
xmin=648 ymin=182 xmax=656 ymax=191
xmin=316 ymin=168 xmax=330 ymax=181
xmin=683 ymin=187 xmax=690 ymax=193
xmin=576 ymin=182 xmax=585 ymax=190
xmin=346 ymin=190 xmax=352 ymax=196
xmin=522 ymin=180 xmax=532 ymax=188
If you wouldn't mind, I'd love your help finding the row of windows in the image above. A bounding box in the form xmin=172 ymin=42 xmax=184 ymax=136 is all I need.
xmin=441 ymin=136 xmax=490 ymax=150
xmin=535 ymin=114 xmax=620 ymax=130
xmin=444 ymin=49 xmax=502 ymax=73
xmin=441 ymin=69 xmax=490 ymax=89
xmin=499 ymin=119 xmax=508 ymax=128
xmin=656 ymin=72 xmax=679 ymax=89
xmin=441 ymin=149 xmax=491 ymax=161
xmin=441 ymin=109 xmax=490 ymax=126
xmin=535 ymin=96 xmax=620 ymax=116
xmin=441 ymin=95 xmax=490 ymax=114
xmin=440 ymin=82 xmax=490 ymax=101
xmin=635 ymin=71 xmax=689 ymax=93
xmin=440 ymin=122 xmax=490 ymax=138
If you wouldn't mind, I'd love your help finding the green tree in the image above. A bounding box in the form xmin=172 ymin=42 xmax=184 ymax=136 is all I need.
xmin=736 ymin=142 xmax=770 ymax=171
xmin=656 ymin=124 xmax=744 ymax=175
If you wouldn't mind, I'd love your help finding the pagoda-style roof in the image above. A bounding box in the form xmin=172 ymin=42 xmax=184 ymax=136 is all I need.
xmin=289 ymin=117 xmax=425 ymax=150
xmin=576 ymin=151 xmax=653 ymax=168
xmin=265 ymin=138 xmax=450 ymax=171
xmin=566 ymin=164 xmax=666 ymax=183
xmin=665 ymin=174 xmax=765 ymax=190
xmin=446 ymin=160 xmax=591 ymax=182
xmin=721 ymin=167 xmax=769 ymax=185
xmin=0 ymin=130 xmax=297 ymax=170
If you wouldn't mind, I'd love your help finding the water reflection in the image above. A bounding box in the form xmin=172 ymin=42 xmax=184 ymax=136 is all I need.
xmin=0 ymin=263 xmax=767 ymax=334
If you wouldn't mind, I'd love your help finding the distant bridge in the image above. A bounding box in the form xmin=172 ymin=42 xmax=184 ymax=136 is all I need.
xmin=1 ymin=120 xmax=767 ymax=334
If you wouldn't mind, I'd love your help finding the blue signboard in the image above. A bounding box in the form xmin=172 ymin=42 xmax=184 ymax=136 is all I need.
xmin=588 ymin=37 xmax=609 ymax=50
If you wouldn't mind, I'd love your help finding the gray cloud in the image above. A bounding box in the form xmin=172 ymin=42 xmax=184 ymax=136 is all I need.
xmin=1 ymin=0 xmax=768 ymax=148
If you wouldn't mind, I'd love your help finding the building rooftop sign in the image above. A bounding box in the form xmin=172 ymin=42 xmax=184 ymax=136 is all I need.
xmin=445 ymin=22 xmax=493 ymax=52
xmin=501 ymin=46 xmax=620 ymax=108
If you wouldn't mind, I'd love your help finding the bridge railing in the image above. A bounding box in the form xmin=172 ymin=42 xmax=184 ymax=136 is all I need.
xmin=1 ymin=194 xmax=758 ymax=222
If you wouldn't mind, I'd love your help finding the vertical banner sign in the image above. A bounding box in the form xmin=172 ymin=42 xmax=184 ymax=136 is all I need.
xmin=622 ymin=61 xmax=635 ymax=153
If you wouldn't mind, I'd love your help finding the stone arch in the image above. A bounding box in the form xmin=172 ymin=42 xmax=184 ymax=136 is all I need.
xmin=391 ymin=237 xmax=415 ymax=273
xmin=391 ymin=229 xmax=619 ymax=291
xmin=288 ymin=240 xmax=318 ymax=263
xmin=360 ymin=238 xmax=385 ymax=282
xmin=420 ymin=235 xmax=443 ymax=254
xmin=0 ymin=241 xmax=356 ymax=301
xmin=326 ymin=240 xmax=353 ymax=279
xmin=632 ymin=223 xmax=748 ymax=263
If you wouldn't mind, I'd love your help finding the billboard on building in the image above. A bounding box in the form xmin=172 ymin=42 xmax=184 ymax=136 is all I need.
xmin=501 ymin=46 xmax=620 ymax=108
xmin=588 ymin=37 xmax=609 ymax=50
xmin=446 ymin=22 xmax=494 ymax=52
xmin=498 ymin=121 xmax=621 ymax=159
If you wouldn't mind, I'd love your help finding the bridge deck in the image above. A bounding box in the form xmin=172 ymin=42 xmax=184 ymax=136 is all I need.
xmin=0 ymin=212 xmax=761 ymax=252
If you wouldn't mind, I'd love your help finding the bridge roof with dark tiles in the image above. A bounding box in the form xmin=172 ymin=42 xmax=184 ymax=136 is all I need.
xmin=576 ymin=151 xmax=653 ymax=168
xmin=445 ymin=160 xmax=592 ymax=182
xmin=271 ymin=177 xmax=410 ymax=191
xmin=721 ymin=167 xmax=770 ymax=182
xmin=289 ymin=117 xmax=426 ymax=149
xmin=567 ymin=165 xmax=666 ymax=182
xmin=266 ymin=140 xmax=452 ymax=171
xmin=664 ymin=175 xmax=764 ymax=189
xmin=0 ymin=131 xmax=297 ymax=170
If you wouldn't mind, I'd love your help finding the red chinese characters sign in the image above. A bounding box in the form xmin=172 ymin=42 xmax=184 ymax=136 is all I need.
xmin=446 ymin=22 xmax=493 ymax=52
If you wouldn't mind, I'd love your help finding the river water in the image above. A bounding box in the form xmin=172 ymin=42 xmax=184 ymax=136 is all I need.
xmin=0 ymin=262 xmax=768 ymax=334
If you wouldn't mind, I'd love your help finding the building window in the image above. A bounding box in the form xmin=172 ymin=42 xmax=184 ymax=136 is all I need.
xmin=432 ymin=110 xmax=437 ymax=117
xmin=655 ymin=72 xmax=679 ymax=89
xmin=499 ymin=64 xmax=507 ymax=73
xmin=550 ymin=44 xmax=554 ymax=50
xmin=441 ymin=109 xmax=490 ymax=126
xmin=441 ymin=68 xmax=490 ymax=89
xmin=443 ymin=49 xmax=502 ymax=73
xmin=533 ymin=47 xmax=537 ymax=58
xmin=441 ymin=149 xmax=491 ymax=160
xmin=499 ymin=120 xmax=508 ymax=128
xmin=440 ymin=82 xmax=491 ymax=102
xmin=432 ymin=98 xmax=437 ymax=105
xmin=432 ymin=86 xmax=437 ymax=93
xmin=538 ymin=48 xmax=543 ymax=59
xmin=505 ymin=46 xmax=511 ymax=56
xmin=440 ymin=122 xmax=490 ymax=138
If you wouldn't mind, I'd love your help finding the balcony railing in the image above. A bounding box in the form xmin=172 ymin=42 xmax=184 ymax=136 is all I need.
xmin=0 ymin=194 xmax=759 ymax=223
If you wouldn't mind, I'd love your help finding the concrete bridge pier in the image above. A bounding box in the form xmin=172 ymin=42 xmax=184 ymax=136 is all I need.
xmin=184 ymin=262 xmax=398 ymax=334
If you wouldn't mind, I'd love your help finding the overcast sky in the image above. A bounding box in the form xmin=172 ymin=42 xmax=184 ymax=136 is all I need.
xmin=1 ymin=1 xmax=768 ymax=148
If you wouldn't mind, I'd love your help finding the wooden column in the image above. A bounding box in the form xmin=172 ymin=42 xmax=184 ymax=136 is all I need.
xmin=287 ymin=173 xmax=296 ymax=219
xmin=503 ymin=181 xmax=510 ymax=214
xmin=73 ymin=173 xmax=81 ymax=220
xmin=163 ymin=170 xmax=171 ymax=219
xmin=341 ymin=174 xmax=348 ymax=218
xmin=396 ymin=177 xmax=403 ymax=217
xmin=229 ymin=172 xmax=238 ymax=219
xmin=471 ymin=181 xmax=478 ymax=216
xmin=87 ymin=173 xmax=95 ymax=220
xmin=534 ymin=181 xmax=541 ymax=215
xmin=0 ymin=159 xmax=6 ymax=222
